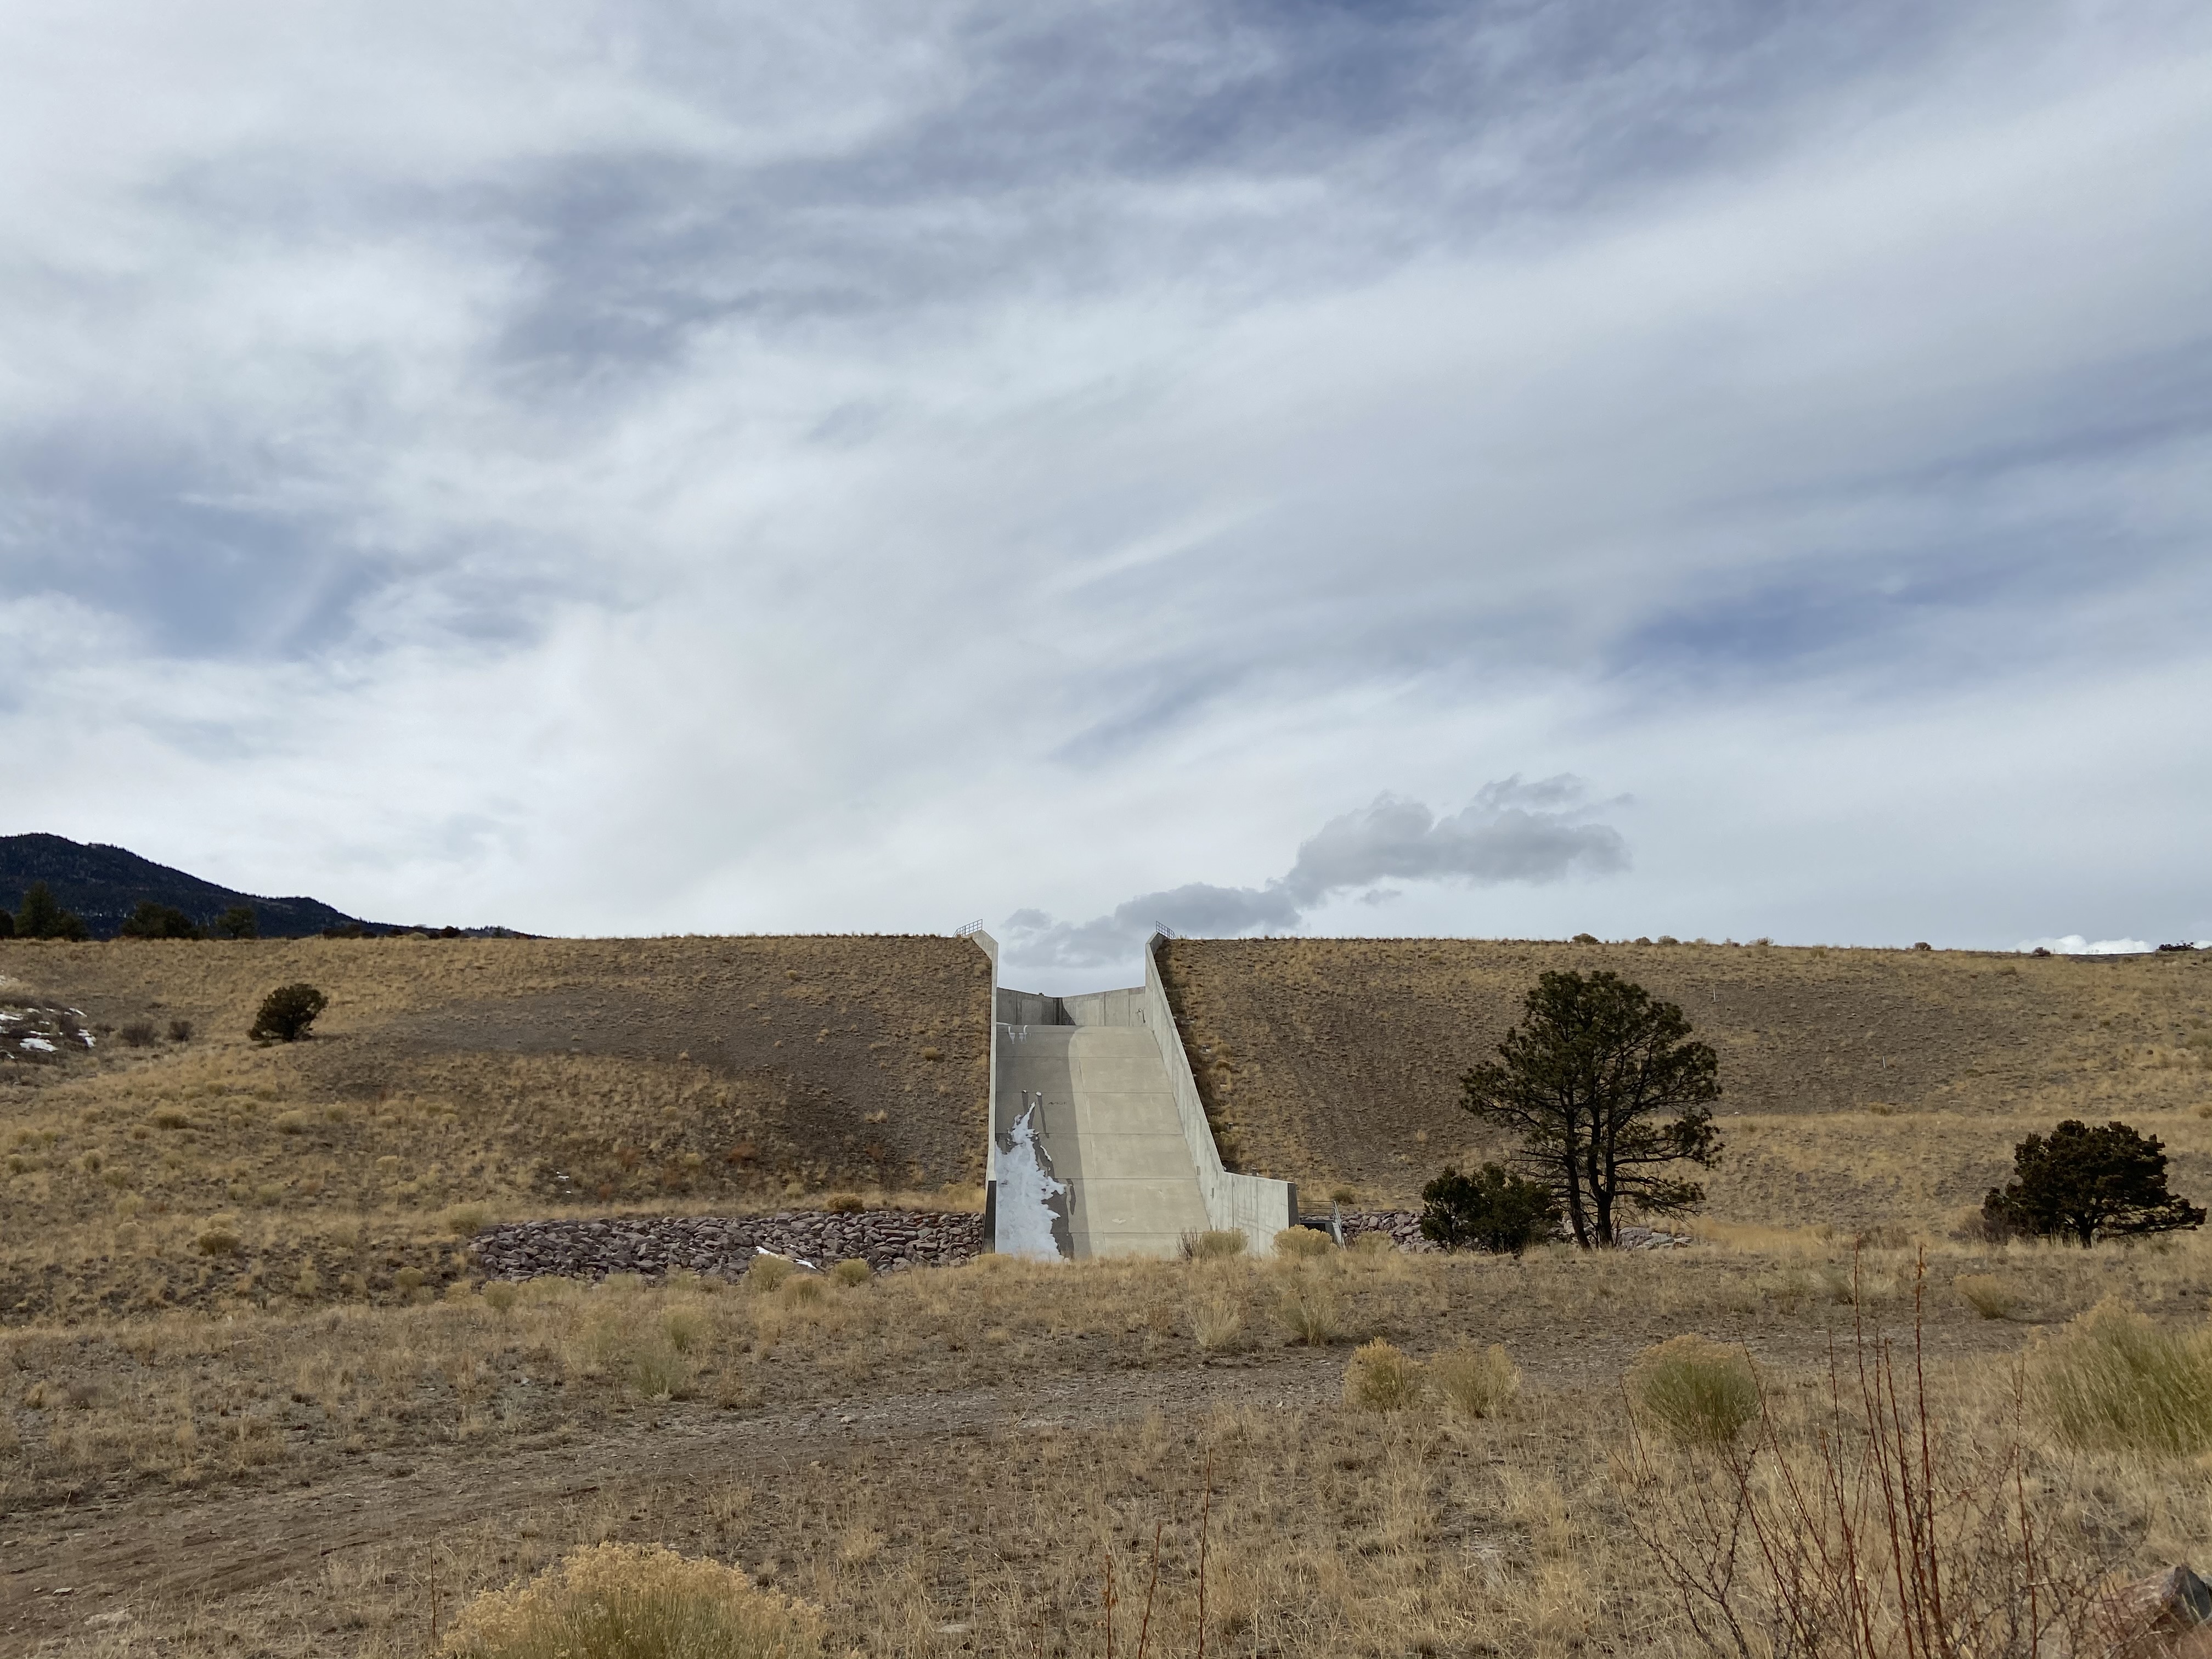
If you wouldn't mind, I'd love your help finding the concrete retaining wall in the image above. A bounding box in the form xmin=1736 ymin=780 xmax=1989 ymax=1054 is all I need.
xmin=1060 ymin=986 xmax=1147 ymax=1028
xmin=969 ymin=931 xmax=1000 ymax=1245
xmin=1141 ymin=935 xmax=1298 ymax=1252
xmin=995 ymin=986 xmax=1060 ymax=1026
xmin=995 ymin=986 xmax=1149 ymax=1028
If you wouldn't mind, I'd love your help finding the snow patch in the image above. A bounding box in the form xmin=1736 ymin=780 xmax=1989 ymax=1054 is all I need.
xmin=994 ymin=1098 xmax=1068 ymax=1261
xmin=19 ymin=1036 xmax=55 ymax=1052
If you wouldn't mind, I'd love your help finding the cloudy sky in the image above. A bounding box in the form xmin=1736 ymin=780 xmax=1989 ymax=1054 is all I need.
xmin=3 ymin=1 xmax=2207 ymax=988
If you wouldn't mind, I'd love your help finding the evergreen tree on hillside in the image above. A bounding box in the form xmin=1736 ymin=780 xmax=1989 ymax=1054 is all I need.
xmin=14 ymin=881 xmax=88 ymax=941
xmin=0 ymin=907 xmax=13 ymax=939
xmin=1983 ymin=1120 xmax=2204 ymax=1246
xmin=250 ymin=983 xmax=329 ymax=1042
xmin=215 ymin=905 xmax=258 ymax=940
xmin=119 ymin=900 xmax=204 ymax=940
xmin=1461 ymin=969 xmax=1723 ymax=1247
xmin=1420 ymin=1163 xmax=1559 ymax=1255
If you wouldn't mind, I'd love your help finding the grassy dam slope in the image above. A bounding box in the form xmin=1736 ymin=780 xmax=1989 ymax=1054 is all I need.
xmin=1156 ymin=938 xmax=2212 ymax=1231
xmin=0 ymin=934 xmax=991 ymax=1318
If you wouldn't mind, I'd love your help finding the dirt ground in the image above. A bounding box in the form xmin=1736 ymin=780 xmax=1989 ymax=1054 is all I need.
xmin=8 ymin=935 xmax=2212 ymax=1657
xmin=1158 ymin=938 xmax=2212 ymax=1216
xmin=10 ymin=1236 xmax=2206 ymax=1658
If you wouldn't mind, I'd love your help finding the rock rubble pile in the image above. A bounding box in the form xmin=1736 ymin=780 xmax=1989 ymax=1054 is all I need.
xmin=1329 ymin=1209 xmax=1691 ymax=1252
xmin=472 ymin=1209 xmax=986 ymax=1282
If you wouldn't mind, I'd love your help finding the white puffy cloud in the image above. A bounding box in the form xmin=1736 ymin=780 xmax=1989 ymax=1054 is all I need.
xmin=2016 ymin=936 xmax=2153 ymax=956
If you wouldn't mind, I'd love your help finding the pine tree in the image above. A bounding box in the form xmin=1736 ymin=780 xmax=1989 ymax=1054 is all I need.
xmin=1461 ymin=969 xmax=1722 ymax=1247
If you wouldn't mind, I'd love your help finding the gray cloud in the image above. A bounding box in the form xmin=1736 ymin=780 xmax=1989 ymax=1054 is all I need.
xmin=0 ymin=1 xmax=2204 ymax=964
xmin=1001 ymin=778 xmax=1628 ymax=972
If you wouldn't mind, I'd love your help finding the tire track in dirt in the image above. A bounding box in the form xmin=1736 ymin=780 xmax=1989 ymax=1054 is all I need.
xmin=0 ymin=1358 xmax=1345 ymax=1647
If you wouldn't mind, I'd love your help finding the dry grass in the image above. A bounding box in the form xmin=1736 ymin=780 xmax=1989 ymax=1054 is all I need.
xmin=11 ymin=934 xmax=2212 ymax=1655
xmin=442 ymin=1542 xmax=823 ymax=1658
xmin=1342 ymin=1339 xmax=1423 ymax=1411
xmin=11 ymin=1239 xmax=2212 ymax=1657
xmin=14 ymin=1226 xmax=2212 ymax=1515
xmin=1159 ymin=938 xmax=2212 ymax=1214
xmin=1628 ymin=1335 xmax=1762 ymax=1447
xmin=1956 ymin=1272 xmax=2018 ymax=1319
xmin=2028 ymin=1296 xmax=2212 ymax=1457
xmin=0 ymin=934 xmax=992 ymax=1321
xmin=1430 ymin=1341 xmax=1520 ymax=1419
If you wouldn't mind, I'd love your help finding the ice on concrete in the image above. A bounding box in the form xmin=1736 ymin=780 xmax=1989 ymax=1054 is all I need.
xmin=995 ymin=1099 xmax=1068 ymax=1261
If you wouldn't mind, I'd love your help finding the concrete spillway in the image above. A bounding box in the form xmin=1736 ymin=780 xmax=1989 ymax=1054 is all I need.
xmin=975 ymin=936 xmax=1299 ymax=1260
xmin=996 ymin=1018 xmax=1210 ymax=1259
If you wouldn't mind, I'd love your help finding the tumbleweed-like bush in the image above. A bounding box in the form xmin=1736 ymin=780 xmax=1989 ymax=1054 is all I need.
xmin=1629 ymin=1335 xmax=1760 ymax=1448
xmin=442 ymin=1541 xmax=822 ymax=1659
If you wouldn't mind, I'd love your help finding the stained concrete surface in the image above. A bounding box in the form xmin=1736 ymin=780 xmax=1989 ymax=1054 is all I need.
xmin=995 ymin=1023 xmax=1207 ymax=1258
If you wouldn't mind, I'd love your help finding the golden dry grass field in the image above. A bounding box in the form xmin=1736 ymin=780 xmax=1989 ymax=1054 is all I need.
xmin=0 ymin=935 xmax=991 ymax=1321
xmin=8 ymin=935 xmax=2212 ymax=1659
xmin=1158 ymin=938 xmax=2212 ymax=1228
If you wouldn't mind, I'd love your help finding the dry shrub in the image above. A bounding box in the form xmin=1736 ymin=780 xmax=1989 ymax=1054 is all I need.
xmin=630 ymin=1345 xmax=695 ymax=1402
xmin=482 ymin=1280 xmax=520 ymax=1315
xmin=780 ymin=1275 xmax=826 ymax=1310
xmin=1181 ymin=1229 xmax=1248 ymax=1260
xmin=1626 ymin=1281 xmax=2106 ymax=1659
xmin=1955 ymin=1273 xmax=2017 ymax=1320
xmin=830 ymin=1259 xmax=871 ymax=1288
xmin=1343 ymin=1339 xmax=1423 ymax=1411
xmin=1629 ymin=1335 xmax=1760 ymax=1448
xmin=443 ymin=1203 xmax=493 ymax=1238
xmin=1430 ymin=1342 xmax=1520 ymax=1419
xmin=442 ymin=1541 xmax=822 ymax=1659
xmin=194 ymin=1228 xmax=240 ymax=1257
xmin=1348 ymin=1230 xmax=1395 ymax=1256
xmin=824 ymin=1193 xmax=864 ymax=1214
xmin=2029 ymin=1297 xmax=2212 ymax=1457
xmin=1273 ymin=1226 xmax=1333 ymax=1260
xmin=1272 ymin=1268 xmax=1340 ymax=1345
xmin=748 ymin=1255 xmax=795 ymax=1293
xmin=1187 ymin=1283 xmax=1246 ymax=1352
xmin=662 ymin=1307 xmax=706 ymax=1353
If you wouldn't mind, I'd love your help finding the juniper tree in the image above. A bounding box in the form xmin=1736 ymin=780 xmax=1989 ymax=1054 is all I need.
xmin=1420 ymin=1163 xmax=1559 ymax=1255
xmin=1983 ymin=1119 xmax=2204 ymax=1246
xmin=250 ymin=983 xmax=328 ymax=1042
xmin=1460 ymin=969 xmax=1722 ymax=1248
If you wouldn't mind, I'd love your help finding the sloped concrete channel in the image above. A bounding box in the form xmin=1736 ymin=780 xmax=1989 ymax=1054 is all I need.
xmin=972 ymin=932 xmax=1297 ymax=1259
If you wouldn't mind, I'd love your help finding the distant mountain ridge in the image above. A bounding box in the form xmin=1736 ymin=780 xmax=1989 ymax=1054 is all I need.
xmin=0 ymin=833 xmax=386 ymax=940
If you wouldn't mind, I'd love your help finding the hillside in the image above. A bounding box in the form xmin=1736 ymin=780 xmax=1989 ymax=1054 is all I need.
xmin=0 ymin=933 xmax=991 ymax=1318
xmin=1156 ymin=937 xmax=2212 ymax=1229
xmin=0 ymin=832 xmax=381 ymax=939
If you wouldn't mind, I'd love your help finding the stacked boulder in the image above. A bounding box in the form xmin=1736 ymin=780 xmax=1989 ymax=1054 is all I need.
xmin=1336 ymin=1210 xmax=1437 ymax=1252
xmin=1331 ymin=1209 xmax=1690 ymax=1252
xmin=472 ymin=1209 xmax=986 ymax=1283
